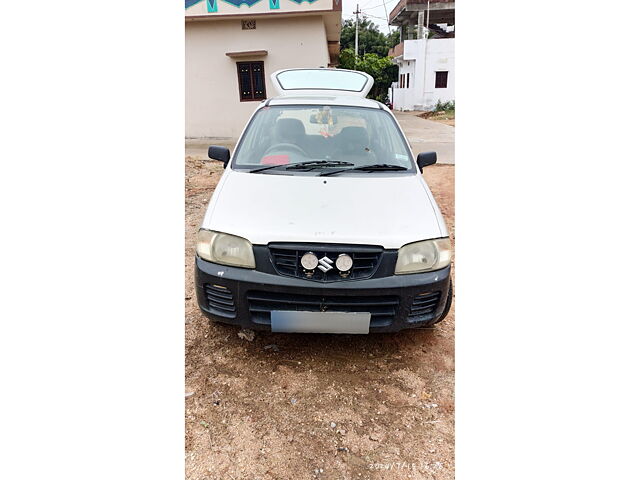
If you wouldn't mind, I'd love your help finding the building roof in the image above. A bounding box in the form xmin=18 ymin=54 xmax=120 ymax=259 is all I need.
xmin=389 ymin=0 xmax=455 ymax=26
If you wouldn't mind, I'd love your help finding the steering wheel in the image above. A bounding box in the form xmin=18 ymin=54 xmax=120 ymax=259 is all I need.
xmin=263 ymin=143 xmax=308 ymax=158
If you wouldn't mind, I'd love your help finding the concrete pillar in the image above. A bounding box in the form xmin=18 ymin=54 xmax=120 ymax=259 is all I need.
xmin=417 ymin=10 xmax=424 ymax=39
xmin=405 ymin=23 xmax=413 ymax=40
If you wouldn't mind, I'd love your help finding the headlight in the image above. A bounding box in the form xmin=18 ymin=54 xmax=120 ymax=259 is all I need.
xmin=196 ymin=230 xmax=255 ymax=268
xmin=395 ymin=237 xmax=451 ymax=274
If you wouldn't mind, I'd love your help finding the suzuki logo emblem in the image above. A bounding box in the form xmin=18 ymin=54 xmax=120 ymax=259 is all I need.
xmin=317 ymin=256 xmax=334 ymax=273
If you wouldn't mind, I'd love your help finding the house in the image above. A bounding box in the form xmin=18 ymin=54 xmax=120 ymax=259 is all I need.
xmin=387 ymin=0 xmax=454 ymax=111
xmin=185 ymin=0 xmax=342 ymax=138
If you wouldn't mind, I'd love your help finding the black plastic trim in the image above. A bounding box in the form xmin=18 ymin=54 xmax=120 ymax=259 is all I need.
xmin=266 ymin=242 xmax=386 ymax=283
xmin=195 ymin=256 xmax=452 ymax=333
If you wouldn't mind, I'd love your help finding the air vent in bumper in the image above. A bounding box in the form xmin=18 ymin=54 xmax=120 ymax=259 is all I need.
xmin=247 ymin=290 xmax=399 ymax=327
xmin=407 ymin=291 xmax=441 ymax=323
xmin=203 ymin=284 xmax=236 ymax=318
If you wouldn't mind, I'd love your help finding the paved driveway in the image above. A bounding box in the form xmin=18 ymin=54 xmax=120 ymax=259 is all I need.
xmin=393 ymin=111 xmax=455 ymax=165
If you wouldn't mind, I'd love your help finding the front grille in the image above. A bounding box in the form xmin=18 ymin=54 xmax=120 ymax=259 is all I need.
xmin=203 ymin=284 xmax=236 ymax=318
xmin=247 ymin=290 xmax=399 ymax=327
xmin=269 ymin=243 xmax=383 ymax=282
xmin=407 ymin=291 xmax=441 ymax=322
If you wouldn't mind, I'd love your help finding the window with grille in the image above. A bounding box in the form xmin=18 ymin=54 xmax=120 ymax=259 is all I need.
xmin=435 ymin=71 xmax=448 ymax=89
xmin=236 ymin=61 xmax=266 ymax=101
xmin=406 ymin=73 xmax=410 ymax=89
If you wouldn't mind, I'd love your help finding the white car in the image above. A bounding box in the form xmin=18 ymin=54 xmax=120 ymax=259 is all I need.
xmin=195 ymin=68 xmax=452 ymax=334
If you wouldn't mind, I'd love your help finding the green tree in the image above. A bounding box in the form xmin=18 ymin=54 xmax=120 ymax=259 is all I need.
xmin=387 ymin=29 xmax=400 ymax=50
xmin=340 ymin=19 xmax=397 ymax=57
xmin=338 ymin=48 xmax=356 ymax=70
xmin=339 ymin=49 xmax=398 ymax=102
xmin=338 ymin=20 xmax=401 ymax=102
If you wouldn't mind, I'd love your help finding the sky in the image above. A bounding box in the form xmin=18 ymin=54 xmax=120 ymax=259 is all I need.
xmin=341 ymin=0 xmax=399 ymax=34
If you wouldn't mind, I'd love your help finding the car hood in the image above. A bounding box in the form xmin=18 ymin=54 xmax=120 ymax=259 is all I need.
xmin=202 ymin=170 xmax=446 ymax=249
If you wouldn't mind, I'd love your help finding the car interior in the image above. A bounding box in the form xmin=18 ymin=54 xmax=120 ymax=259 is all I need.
xmin=267 ymin=118 xmax=378 ymax=161
xmin=260 ymin=117 xmax=381 ymax=165
xmin=233 ymin=105 xmax=411 ymax=169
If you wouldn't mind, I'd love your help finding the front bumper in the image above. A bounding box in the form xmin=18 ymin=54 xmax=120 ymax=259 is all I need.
xmin=195 ymin=257 xmax=451 ymax=333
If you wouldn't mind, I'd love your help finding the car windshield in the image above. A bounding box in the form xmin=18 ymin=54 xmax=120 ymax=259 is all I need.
xmin=232 ymin=105 xmax=414 ymax=173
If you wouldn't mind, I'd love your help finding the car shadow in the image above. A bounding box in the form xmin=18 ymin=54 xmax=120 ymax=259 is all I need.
xmin=204 ymin=318 xmax=444 ymax=372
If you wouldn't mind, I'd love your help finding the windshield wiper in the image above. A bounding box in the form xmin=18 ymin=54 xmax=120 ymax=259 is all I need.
xmin=319 ymin=164 xmax=409 ymax=177
xmin=249 ymin=160 xmax=354 ymax=173
xmin=286 ymin=160 xmax=354 ymax=170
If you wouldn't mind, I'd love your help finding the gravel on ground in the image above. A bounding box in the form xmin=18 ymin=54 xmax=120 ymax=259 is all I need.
xmin=185 ymin=154 xmax=455 ymax=480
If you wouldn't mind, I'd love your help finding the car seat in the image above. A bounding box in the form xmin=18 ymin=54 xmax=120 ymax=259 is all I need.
xmin=275 ymin=118 xmax=307 ymax=148
xmin=333 ymin=126 xmax=377 ymax=164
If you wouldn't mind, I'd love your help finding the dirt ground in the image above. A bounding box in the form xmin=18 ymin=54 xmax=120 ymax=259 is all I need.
xmin=417 ymin=111 xmax=455 ymax=127
xmin=185 ymin=156 xmax=455 ymax=480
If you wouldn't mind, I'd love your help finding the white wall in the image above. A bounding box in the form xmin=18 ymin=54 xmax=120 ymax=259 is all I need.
xmin=185 ymin=16 xmax=330 ymax=138
xmin=424 ymin=38 xmax=455 ymax=108
xmin=394 ymin=55 xmax=419 ymax=110
xmin=391 ymin=37 xmax=454 ymax=111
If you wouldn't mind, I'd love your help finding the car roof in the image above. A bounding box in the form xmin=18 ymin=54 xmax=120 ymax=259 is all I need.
xmin=263 ymin=95 xmax=384 ymax=109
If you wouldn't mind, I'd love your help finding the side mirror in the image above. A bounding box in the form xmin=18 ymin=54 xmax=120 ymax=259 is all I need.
xmin=208 ymin=146 xmax=231 ymax=167
xmin=417 ymin=151 xmax=437 ymax=172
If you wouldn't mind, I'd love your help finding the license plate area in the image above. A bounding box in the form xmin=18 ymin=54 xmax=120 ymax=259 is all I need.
xmin=271 ymin=310 xmax=371 ymax=334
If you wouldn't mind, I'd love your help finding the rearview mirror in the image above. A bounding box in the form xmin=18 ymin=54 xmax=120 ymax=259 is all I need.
xmin=416 ymin=151 xmax=437 ymax=172
xmin=310 ymin=111 xmax=338 ymax=125
xmin=208 ymin=146 xmax=231 ymax=167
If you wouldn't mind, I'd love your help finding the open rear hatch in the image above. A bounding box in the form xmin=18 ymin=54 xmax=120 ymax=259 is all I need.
xmin=270 ymin=68 xmax=374 ymax=98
